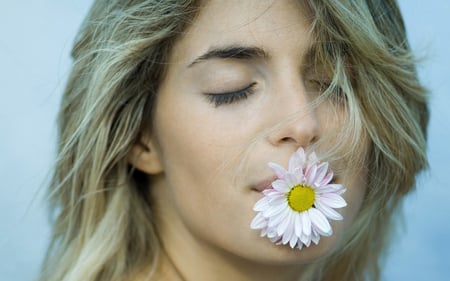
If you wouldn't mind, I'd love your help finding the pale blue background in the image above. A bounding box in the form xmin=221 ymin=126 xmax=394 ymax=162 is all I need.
xmin=0 ymin=1 xmax=449 ymax=280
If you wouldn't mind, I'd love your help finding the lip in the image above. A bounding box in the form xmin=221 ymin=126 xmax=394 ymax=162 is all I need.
xmin=252 ymin=176 xmax=278 ymax=193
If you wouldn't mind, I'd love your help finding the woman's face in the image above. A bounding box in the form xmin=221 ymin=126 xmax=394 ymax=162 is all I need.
xmin=146 ymin=0 xmax=367 ymax=267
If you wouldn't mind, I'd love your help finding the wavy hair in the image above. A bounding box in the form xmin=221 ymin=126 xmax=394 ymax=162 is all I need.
xmin=39 ymin=1 xmax=428 ymax=280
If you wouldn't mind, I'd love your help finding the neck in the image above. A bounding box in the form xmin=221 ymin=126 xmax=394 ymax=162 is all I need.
xmin=154 ymin=245 xmax=313 ymax=281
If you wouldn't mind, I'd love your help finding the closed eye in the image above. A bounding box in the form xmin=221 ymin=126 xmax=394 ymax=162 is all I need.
xmin=205 ymin=82 xmax=257 ymax=107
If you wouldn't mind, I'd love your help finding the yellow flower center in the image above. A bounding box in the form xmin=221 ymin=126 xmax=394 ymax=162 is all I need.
xmin=287 ymin=185 xmax=315 ymax=212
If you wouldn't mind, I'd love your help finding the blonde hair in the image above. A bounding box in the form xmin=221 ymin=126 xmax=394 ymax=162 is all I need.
xmin=39 ymin=1 xmax=428 ymax=281
xmin=303 ymin=1 xmax=428 ymax=280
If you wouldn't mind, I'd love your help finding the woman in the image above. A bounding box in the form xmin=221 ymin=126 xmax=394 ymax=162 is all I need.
xmin=39 ymin=0 xmax=428 ymax=280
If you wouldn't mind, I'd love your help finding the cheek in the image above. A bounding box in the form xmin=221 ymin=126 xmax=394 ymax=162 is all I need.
xmin=152 ymin=96 xmax=249 ymax=224
xmin=341 ymin=169 xmax=367 ymax=228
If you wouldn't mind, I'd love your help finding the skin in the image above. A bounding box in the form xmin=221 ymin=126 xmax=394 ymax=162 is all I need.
xmin=129 ymin=0 xmax=367 ymax=280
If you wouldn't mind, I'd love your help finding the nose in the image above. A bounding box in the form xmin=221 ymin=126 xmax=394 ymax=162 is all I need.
xmin=267 ymin=81 xmax=320 ymax=148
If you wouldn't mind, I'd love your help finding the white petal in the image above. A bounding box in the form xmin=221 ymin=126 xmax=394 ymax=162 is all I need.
xmin=296 ymin=148 xmax=307 ymax=163
xmin=308 ymin=208 xmax=332 ymax=236
xmin=336 ymin=188 xmax=346 ymax=195
xmin=268 ymin=162 xmax=287 ymax=179
xmin=294 ymin=213 xmax=303 ymax=237
xmin=268 ymin=194 xmax=287 ymax=205
xmin=288 ymin=151 xmax=299 ymax=171
xmin=268 ymin=207 xmax=290 ymax=228
xmin=262 ymin=201 xmax=286 ymax=217
xmin=314 ymin=223 xmax=333 ymax=237
xmin=276 ymin=212 xmax=292 ymax=236
xmin=271 ymin=237 xmax=282 ymax=244
xmin=292 ymin=171 xmax=304 ymax=185
xmin=301 ymin=212 xmax=312 ymax=236
xmin=272 ymin=179 xmax=290 ymax=192
xmin=250 ymin=213 xmax=267 ymax=229
xmin=281 ymin=228 xmax=292 ymax=245
xmin=311 ymin=230 xmax=321 ymax=245
xmin=253 ymin=197 xmax=269 ymax=211
xmin=280 ymin=215 xmax=293 ymax=245
xmin=288 ymin=229 xmax=298 ymax=248
xmin=308 ymin=151 xmax=318 ymax=165
xmin=300 ymin=232 xmax=311 ymax=247
xmin=285 ymin=173 xmax=298 ymax=188
xmin=267 ymin=227 xmax=279 ymax=239
xmin=283 ymin=212 xmax=296 ymax=246
xmin=260 ymin=227 xmax=268 ymax=237
xmin=315 ymin=200 xmax=343 ymax=221
xmin=319 ymin=193 xmax=347 ymax=208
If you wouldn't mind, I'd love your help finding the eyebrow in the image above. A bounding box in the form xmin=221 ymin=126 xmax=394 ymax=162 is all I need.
xmin=188 ymin=45 xmax=269 ymax=67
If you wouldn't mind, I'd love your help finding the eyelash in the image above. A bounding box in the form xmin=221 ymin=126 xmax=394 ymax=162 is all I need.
xmin=206 ymin=82 xmax=257 ymax=107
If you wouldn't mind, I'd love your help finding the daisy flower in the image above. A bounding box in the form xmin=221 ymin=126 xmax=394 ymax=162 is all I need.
xmin=250 ymin=148 xmax=347 ymax=249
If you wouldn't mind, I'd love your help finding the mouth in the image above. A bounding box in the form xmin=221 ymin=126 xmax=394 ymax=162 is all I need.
xmin=251 ymin=176 xmax=278 ymax=193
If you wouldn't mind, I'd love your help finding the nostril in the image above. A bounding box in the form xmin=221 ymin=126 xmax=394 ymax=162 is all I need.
xmin=281 ymin=136 xmax=295 ymax=143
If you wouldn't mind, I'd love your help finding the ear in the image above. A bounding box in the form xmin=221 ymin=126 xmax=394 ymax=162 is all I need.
xmin=127 ymin=134 xmax=163 ymax=175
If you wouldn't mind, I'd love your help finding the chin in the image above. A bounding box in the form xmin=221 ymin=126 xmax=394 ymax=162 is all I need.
xmin=234 ymin=232 xmax=340 ymax=267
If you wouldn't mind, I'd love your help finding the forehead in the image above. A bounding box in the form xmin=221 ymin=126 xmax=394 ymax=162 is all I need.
xmin=169 ymin=0 xmax=314 ymax=65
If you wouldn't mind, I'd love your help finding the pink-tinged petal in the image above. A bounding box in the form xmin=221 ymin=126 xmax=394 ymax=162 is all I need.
xmin=305 ymin=165 xmax=317 ymax=185
xmin=262 ymin=189 xmax=276 ymax=196
xmin=271 ymin=179 xmax=290 ymax=192
xmin=263 ymin=189 xmax=286 ymax=200
xmin=315 ymin=200 xmax=343 ymax=221
xmin=268 ymin=162 xmax=287 ymax=179
xmin=294 ymin=213 xmax=303 ymax=237
xmin=318 ymin=171 xmax=334 ymax=186
xmin=314 ymin=162 xmax=329 ymax=185
xmin=315 ymin=183 xmax=344 ymax=194
xmin=266 ymin=190 xmax=285 ymax=199
xmin=308 ymin=208 xmax=332 ymax=236
xmin=301 ymin=212 xmax=312 ymax=236
xmin=319 ymin=193 xmax=347 ymax=208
